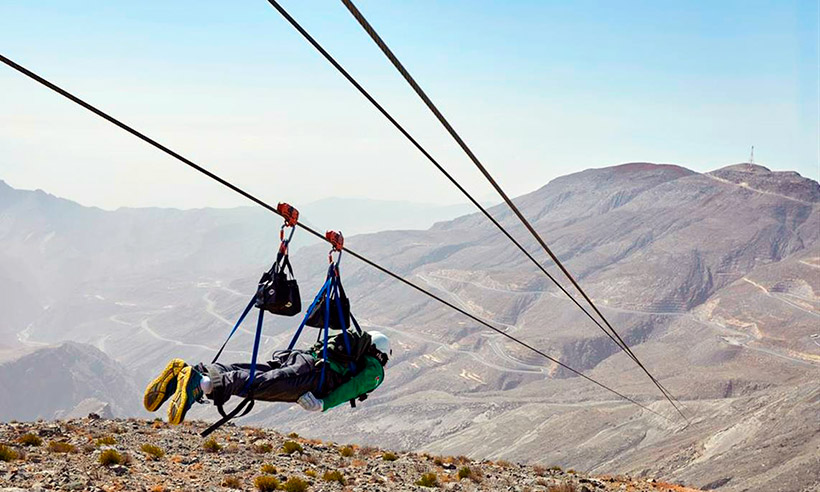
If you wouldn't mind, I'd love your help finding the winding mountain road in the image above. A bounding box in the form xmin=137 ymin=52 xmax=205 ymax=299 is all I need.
xmin=419 ymin=271 xmax=819 ymax=368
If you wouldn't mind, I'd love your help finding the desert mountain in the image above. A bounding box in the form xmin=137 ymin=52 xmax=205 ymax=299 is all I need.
xmin=0 ymin=342 xmax=140 ymax=421
xmin=0 ymin=163 xmax=817 ymax=491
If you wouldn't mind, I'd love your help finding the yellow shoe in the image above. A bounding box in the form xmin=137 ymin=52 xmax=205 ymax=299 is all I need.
xmin=167 ymin=366 xmax=204 ymax=425
xmin=143 ymin=358 xmax=186 ymax=412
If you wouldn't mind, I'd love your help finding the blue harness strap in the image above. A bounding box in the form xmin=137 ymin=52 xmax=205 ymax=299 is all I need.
xmin=332 ymin=279 xmax=356 ymax=373
xmin=349 ymin=313 xmax=363 ymax=334
xmin=211 ymin=295 xmax=257 ymax=364
xmin=318 ymin=276 xmax=333 ymax=390
xmin=287 ymin=277 xmax=331 ymax=350
xmin=202 ymin=223 xmax=300 ymax=437
xmin=242 ymin=307 xmax=266 ymax=396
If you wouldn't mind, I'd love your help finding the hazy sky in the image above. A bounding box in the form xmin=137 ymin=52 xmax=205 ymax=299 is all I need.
xmin=1 ymin=0 xmax=817 ymax=210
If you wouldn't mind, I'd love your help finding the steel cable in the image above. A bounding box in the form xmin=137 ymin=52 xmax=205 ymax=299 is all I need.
xmin=0 ymin=52 xmax=672 ymax=422
xmin=262 ymin=0 xmax=686 ymax=420
xmin=337 ymin=0 xmax=686 ymax=419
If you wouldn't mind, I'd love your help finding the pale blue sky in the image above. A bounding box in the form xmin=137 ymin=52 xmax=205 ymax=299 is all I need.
xmin=1 ymin=0 xmax=817 ymax=209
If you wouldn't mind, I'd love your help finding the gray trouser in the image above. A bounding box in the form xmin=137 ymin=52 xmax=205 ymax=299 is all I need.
xmin=196 ymin=350 xmax=343 ymax=405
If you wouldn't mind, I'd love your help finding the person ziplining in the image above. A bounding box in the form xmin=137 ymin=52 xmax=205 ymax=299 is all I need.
xmin=141 ymin=205 xmax=391 ymax=433
xmin=0 ymin=53 xmax=681 ymax=424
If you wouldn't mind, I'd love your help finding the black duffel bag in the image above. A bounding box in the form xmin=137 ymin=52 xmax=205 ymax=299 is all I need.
xmin=305 ymin=278 xmax=350 ymax=330
xmin=256 ymin=254 xmax=301 ymax=316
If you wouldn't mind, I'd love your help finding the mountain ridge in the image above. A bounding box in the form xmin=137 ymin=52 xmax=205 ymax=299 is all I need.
xmin=0 ymin=162 xmax=817 ymax=491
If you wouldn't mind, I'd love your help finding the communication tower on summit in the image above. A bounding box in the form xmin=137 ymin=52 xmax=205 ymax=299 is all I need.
xmin=749 ymin=146 xmax=755 ymax=167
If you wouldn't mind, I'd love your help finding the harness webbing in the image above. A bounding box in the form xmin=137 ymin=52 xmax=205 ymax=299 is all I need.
xmin=287 ymin=277 xmax=332 ymax=351
xmin=211 ymin=296 xmax=257 ymax=365
xmin=203 ymin=227 xmax=296 ymax=437
xmin=319 ymin=288 xmax=332 ymax=389
xmin=244 ymin=307 xmax=266 ymax=395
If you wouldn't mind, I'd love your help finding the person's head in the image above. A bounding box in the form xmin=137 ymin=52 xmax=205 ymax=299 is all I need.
xmin=369 ymin=331 xmax=391 ymax=366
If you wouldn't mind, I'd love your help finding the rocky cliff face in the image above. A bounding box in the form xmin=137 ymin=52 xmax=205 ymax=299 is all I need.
xmin=0 ymin=343 xmax=140 ymax=421
xmin=0 ymin=417 xmax=704 ymax=492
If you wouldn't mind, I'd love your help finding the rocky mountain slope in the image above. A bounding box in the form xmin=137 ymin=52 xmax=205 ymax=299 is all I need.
xmin=0 ymin=417 xmax=704 ymax=491
xmin=0 ymin=343 xmax=140 ymax=422
xmin=1 ymin=163 xmax=818 ymax=491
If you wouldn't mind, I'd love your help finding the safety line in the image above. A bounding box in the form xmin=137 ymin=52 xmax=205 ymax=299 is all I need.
xmin=263 ymin=0 xmax=685 ymax=420
xmin=0 ymin=52 xmax=671 ymax=422
xmin=337 ymin=0 xmax=685 ymax=419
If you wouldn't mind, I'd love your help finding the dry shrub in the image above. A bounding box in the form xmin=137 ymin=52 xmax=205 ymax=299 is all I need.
xmin=48 ymin=441 xmax=76 ymax=454
xmin=339 ymin=445 xmax=355 ymax=457
xmin=281 ymin=440 xmax=303 ymax=454
xmin=253 ymin=475 xmax=280 ymax=492
xmin=351 ymin=459 xmax=366 ymax=467
xmin=496 ymin=459 xmax=512 ymax=468
xmin=141 ymin=443 xmax=165 ymax=460
xmin=382 ymin=451 xmax=398 ymax=461
xmin=0 ymin=445 xmax=19 ymax=462
xmin=304 ymin=469 xmax=317 ymax=478
xmin=17 ymin=433 xmax=43 ymax=447
xmin=99 ymin=449 xmax=125 ymax=466
xmin=260 ymin=463 xmax=277 ymax=474
xmin=322 ymin=470 xmax=345 ymax=485
xmin=96 ymin=435 xmax=117 ymax=446
xmin=254 ymin=442 xmax=273 ymax=454
xmin=415 ymin=472 xmax=438 ymax=488
xmin=281 ymin=477 xmax=309 ymax=492
xmin=203 ymin=438 xmax=221 ymax=453
xmin=222 ymin=476 xmax=242 ymax=489
xmin=548 ymin=484 xmax=577 ymax=492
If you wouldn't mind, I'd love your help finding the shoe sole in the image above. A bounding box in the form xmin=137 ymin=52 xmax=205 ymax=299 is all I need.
xmin=143 ymin=358 xmax=186 ymax=412
xmin=168 ymin=366 xmax=194 ymax=425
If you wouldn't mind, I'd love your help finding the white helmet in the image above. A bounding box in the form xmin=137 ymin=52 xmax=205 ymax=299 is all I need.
xmin=369 ymin=331 xmax=391 ymax=357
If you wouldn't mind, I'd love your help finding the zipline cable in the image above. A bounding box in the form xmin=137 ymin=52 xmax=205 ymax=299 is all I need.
xmin=261 ymin=0 xmax=636 ymax=379
xmin=0 ymin=52 xmax=671 ymax=422
xmin=337 ymin=0 xmax=686 ymax=418
xmin=262 ymin=0 xmax=685 ymax=420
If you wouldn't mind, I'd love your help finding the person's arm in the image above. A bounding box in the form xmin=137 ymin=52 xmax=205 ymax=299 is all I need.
xmin=322 ymin=356 xmax=384 ymax=411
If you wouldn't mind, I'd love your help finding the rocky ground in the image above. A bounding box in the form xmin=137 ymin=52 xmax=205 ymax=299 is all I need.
xmin=0 ymin=417 xmax=702 ymax=492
